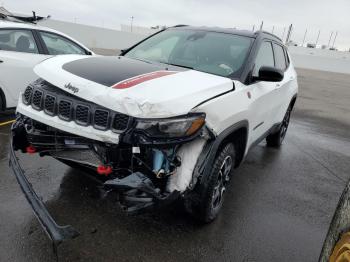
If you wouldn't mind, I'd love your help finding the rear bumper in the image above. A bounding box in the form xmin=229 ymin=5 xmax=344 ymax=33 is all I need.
xmin=8 ymin=138 xmax=79 ymax=246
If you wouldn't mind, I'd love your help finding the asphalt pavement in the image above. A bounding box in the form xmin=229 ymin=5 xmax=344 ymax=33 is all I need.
xmin=0 ymin=68 xmax=349 ymax=262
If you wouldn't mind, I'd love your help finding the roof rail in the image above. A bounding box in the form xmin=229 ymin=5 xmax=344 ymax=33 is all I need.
xmin=0 ymin=11 xmax=48 ymax=24
xmin=254 ymin=30 xmax=282 ymax=42
xmin=172 ymin=24 xmax=189 ymax=28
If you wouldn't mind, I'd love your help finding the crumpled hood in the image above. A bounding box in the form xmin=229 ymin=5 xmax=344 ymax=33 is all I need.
xmin=34 ymin=55 xmax=234 ymax=118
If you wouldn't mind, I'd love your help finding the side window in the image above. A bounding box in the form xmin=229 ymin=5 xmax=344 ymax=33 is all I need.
xmin=39 ymin=31 xmax=86 ymax=55
xmin=273 ymin=43 xmax=287 ymax=71
xmin=0 ymin=29 xmax=39 ymax=54
xmin=253 ymin=41 xmax=274 ymax=76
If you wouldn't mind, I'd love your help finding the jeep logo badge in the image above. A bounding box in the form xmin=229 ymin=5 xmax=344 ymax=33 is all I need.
xmin=64 ymin=83 xmax=79 ymax=93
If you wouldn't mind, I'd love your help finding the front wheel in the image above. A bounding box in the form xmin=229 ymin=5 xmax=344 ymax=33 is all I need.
xmin=185 ymin=143 xmax=235 ymax=223
xmin=266 ymin=106 xmax=292 ymax=147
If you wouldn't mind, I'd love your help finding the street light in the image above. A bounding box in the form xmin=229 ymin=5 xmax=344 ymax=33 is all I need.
xmin=131 ymin=16 xmax=134 ymax=32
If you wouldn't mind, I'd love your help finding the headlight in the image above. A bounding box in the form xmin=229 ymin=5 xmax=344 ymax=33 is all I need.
xmin=135 ymin=113 xmax=205 ymax=138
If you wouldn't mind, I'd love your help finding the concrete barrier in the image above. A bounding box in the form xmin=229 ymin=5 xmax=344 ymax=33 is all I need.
xmin=289 ymin=46 xmax=350 ymax=74
xmin=38 ymin=19 xmax=350 ymax=74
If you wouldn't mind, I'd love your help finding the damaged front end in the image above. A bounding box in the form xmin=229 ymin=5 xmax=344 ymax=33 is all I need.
xmin=10 ymin=80 xmax=211 ymax=245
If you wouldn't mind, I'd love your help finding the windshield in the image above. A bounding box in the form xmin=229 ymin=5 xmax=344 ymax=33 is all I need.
xmin=125 ymin=29 xmax=253 ymax=77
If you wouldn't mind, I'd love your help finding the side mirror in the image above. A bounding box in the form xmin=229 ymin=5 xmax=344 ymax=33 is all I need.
xmin=256 ymin=66 xmax=284 ymax=82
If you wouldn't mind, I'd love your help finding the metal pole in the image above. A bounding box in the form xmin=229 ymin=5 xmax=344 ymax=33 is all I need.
xmin=302 ymin=29 xmax=307 ymax=47
xmin=332 ymin=31 xmax=338 ymax=48
xmin=260 ymin=21 xmax=264 ymax=30
xmin=252 ymin=25 xmax=255 ymax=32
xmin=130 ymin=16 xmax=134 ymax=32
xmin=282 ymin=27 xmax=286 ymax=42
xmin=272 ymin=26 xmax=274 ymax=34
xmin=328 ymin=31 xmax=334 ymax=47
xmin=315 ymin=30 xmax=320 ymax=47
xmin=285 ymin=24 xmax=293 ymax=44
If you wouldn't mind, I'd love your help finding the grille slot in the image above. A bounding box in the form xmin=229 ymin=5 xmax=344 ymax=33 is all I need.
xmin=112 ymin=114 xmax=130 ymax=131
xmin=58 ymin=100 xmax=72 ymax=121
xmin=44 ymin=95 xmax=56 ymax=115
xmin=94 ymin=109 xmax=109 ymax=129
xmin=23 ymin=81 xmax=130 ymax=133
xmin=23 ymin=86 xmax=33 ymax=105
xmin=75 ymin=105 xmax=90 ymax=125
xmin=32 ymin=90 xmax=43 ymax=110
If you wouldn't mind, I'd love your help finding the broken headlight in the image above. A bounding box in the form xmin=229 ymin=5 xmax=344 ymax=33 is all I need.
xmin=135 ymin=113 xmax=205 ymax=138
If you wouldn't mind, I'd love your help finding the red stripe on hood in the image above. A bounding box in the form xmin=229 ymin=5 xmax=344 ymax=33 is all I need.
xmin=111 ymin=71 xmax=178 ymax=89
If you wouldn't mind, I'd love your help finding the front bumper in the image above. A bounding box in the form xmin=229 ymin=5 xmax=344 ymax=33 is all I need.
xmin=8 ymin=138 xmax=79 ymax=246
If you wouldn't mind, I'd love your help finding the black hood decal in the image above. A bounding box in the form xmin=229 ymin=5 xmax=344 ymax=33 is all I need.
xmin=62 ymin=56 xmax=186 ymax=87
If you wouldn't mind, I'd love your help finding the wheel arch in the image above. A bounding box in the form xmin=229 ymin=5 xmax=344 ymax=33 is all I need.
xmin=290 ymin=94 xmax=297 ymax=110
xmin=0 ymin=87 xmax=6 ymax=110
xmin=195 ymin=120 xmax=249 ymax=187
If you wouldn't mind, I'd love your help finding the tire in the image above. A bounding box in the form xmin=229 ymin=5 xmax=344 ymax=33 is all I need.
xmin=266 ymin=106 xmax=292 ymax=147
xmin=185 ymin=143 xmax=235 ymax=223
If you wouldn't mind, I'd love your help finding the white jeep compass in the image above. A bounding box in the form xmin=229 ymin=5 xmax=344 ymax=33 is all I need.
xmin=10 ymin=26 xmax=298 ymax=246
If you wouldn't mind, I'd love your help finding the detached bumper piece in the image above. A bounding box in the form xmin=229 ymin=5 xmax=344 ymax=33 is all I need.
xmin=8 ymin=140 xmax=79 ymax=248
xmin=104 ymin=172 xmax=180 ymax=214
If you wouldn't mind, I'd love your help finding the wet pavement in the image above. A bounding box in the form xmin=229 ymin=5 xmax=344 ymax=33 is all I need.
xmin=0 ymin=69 xmax=350 ymax=262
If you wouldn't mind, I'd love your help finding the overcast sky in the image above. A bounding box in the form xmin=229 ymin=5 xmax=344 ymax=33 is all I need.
xmin=3 ymin=0 xmax=350 ymax=50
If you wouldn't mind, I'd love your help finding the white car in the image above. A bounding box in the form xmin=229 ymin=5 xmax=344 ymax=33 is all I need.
xmin=10 ymin=26 xmax=298 ymax=245
xmin=0 ymin=18 xmax=93 ymax=111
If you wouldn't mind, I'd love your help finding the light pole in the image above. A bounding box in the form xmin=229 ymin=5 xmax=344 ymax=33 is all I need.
xmin=328 ymin=31 xmax=334 ymax=48
xmin=282 ymin=27 xmax=286 ymax=42
xmin=302 ymin=29 xmax=307 ymax=47
xmin=130 ymin=16 xmax=134 ymax=32
xmin=315 ymin=30 xmax=320 ymax=47
xmin=332 ymin=31 xmax=338 ymax=49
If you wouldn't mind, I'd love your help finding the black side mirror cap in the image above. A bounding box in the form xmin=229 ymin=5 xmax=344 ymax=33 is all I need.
xmin=256 ymin=66 xmax=284 ymax=82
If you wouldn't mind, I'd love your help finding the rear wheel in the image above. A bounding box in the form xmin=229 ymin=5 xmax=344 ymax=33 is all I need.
xmin=266 ymin=106 xmax=292 ymax=147
xmin=185 ymin=143 xmax=235 ymax=223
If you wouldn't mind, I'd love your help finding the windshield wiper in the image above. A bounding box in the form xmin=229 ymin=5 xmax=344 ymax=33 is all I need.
xmin=161 ymin=62 xmax=194 ymax=70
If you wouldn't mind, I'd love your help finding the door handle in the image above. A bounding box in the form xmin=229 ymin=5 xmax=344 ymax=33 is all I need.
xmin=276 ymin=83 xmax=281 ymax=88
xmin=0 ymin=60 xmax=3 ymax=63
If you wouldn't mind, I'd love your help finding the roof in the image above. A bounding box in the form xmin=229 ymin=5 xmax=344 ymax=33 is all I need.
xmin=169 ymin=25 xmax=257 ymax=38
xmin=169 ymin=25 xmax=283 ymax=43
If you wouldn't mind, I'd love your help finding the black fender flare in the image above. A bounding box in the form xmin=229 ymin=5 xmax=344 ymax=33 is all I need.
xmin=189 ymin=120 xmax=249 ymax=190
xmin=0 ymin=87 xmax=6 ymax=110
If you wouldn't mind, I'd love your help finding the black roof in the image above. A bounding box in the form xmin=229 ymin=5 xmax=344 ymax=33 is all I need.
xmin=170 ymin=25 xmax=283 ymax=43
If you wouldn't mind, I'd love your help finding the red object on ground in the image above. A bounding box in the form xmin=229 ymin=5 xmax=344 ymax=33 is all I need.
xmin=111 ymin=71 xmax=177 ymax=89
xmin=97 ymin=165 xmax=112 ymax=176
xmin=26 ymin=145 xmax=36 ymax=154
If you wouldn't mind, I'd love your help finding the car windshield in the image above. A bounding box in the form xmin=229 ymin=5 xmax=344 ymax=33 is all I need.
xmin=124 ymin=29 xmax=253 ymax=77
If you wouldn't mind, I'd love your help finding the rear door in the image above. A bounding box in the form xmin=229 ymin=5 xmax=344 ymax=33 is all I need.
xmin=248 ymin=41 xmax=279 ymax=143
xmin=0 ymin=28 xmax=50 ymax=107
xmin=272 ymin=43 xmax=295 ymax=123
